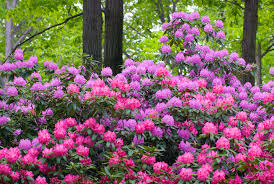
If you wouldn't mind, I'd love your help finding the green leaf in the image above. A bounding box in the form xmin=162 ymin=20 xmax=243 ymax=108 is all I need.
xmin=104 ymin=166 xmax=111 ymax=177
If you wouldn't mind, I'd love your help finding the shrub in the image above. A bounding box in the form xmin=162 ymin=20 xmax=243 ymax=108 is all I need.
xmin=0 ymin=11 xmax=273 ymax=183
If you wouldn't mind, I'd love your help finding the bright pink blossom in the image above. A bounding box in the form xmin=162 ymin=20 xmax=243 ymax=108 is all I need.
xmin=76 ymin=145 xmax=89 ymax=157
xmin=212 ymin=170 xmax=225 ymax=183
xmin=176 ymin=152 xmax=194 ymax=164
xmin=104 ymin=131 xmax=116 ymax=142
xmin=202 ymin=122 xmax=217 ymax=134
xmin=67 ymin=83 xmax=80 ymax=94
xmin=179 ymin=168 xmax=193 ymax=181
xmin=216 ymin=137 xmax=230 ymax=149
xmin=38 ymin=129 xmax=51 ymax=144
xmin=236 ymin=111 xmax=247 ymax=121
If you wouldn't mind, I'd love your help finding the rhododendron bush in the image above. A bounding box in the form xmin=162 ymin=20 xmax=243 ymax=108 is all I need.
xmin=0 ymin=11 xmax=273 ymax=184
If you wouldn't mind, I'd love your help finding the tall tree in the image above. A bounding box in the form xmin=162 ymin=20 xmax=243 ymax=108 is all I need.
xmin=83 ymin=0 xmax=102 ymax=76
xmin=104 ymin=0 xmax=123 ymax=75
xmin=241 ymin=0 xmax=258 ymax=85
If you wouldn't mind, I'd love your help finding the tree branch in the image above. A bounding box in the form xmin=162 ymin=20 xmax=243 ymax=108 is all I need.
xmin=12 ymin=21 xmax=23 ymax=35
xmin=4 ymin=12 xmax=83 ymax=62
xmin=13 ymin=26 xmax=33 ymax=49
xmin=151 ymin=0 xmax=166 ymax=24
xmin=124 ymin=22 xmax=145 ymax=37
xmin=123 ymin=51 xmax=131 ymax=59
xmin=11 ymin=0 xmax=18 ymax=8
xmin=224 ymin=0 xmax=244 ymax=9
xmin=6 ymin=0 xmax=11 ymax=9
xmin=172 ymin=0 xmax=179 ymax=13
xmin=166 ymin=4 xmax=171 ymax=23
xmin=261 ymin=43 xmax=274 ymax=58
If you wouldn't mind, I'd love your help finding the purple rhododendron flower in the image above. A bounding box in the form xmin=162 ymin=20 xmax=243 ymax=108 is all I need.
xmin=19 ymin=139 xmax=32 ymax=150
xmin=101 ymin=67 xmax=113 ymax=76
xmin=0 ymin=116 xmax=10 ymax=125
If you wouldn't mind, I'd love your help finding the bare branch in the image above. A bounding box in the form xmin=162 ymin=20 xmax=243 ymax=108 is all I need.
xmin=172 ymin=0 xmax=179 ymax=13
xmin=224 ymin=0 xmax=244 ymax=9
xmin=123 ymin=51 xmax=131 ymax=59
xmin=166 ymin=4 xmax=171 ymax=23
xmin=151 ymin=0 xmax=166 ymax=24
xmin=4 ymin=13 xmax=83 ymax=62
xmin=13 ymin=26 xmax=33 ymax=49
xmin=12 ymin=21 xmax=23 ymax=35
xmin=6 ymin=0 xmax=11 ymax=9
xmin=261 ymin=43 xmax=274 ymax=58
xmin=11 ymin=0 xmax=18 ymax=8
xmin=124 ymin=22 xmax=155 ymax=38
xmin=124 ymin=22 xmax=145 ymax=37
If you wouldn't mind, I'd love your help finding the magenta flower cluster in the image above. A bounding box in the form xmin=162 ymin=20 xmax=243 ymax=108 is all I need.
xmin=0 ymin=10 xmax=273 ymax=184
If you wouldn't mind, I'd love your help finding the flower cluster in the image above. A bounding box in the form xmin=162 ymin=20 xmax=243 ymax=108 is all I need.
xmin=0 ymin=11 xmax=273 ymax=183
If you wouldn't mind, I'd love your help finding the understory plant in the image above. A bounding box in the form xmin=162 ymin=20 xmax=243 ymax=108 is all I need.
xmin=0 ymin=11 xmax=273 ymax=184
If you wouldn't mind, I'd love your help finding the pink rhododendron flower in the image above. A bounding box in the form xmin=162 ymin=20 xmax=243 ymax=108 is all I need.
xmin=141 ymin=154 xmax=156 ymax=165
xmin=104 ymin=131 xmax=116 ymax=142
xmin=67 ymin=83 xmax=80 ymax=94
xmin=135 ymin=124 xmax=145 ymax=134
xmin=34 ymin=176 xmax=47 ymax=184
xmin=155 ymin=67 xmax=170 ymax=77
xmin=212 ymin=170 xmax=225 ymax=183
xmin=201 ymin=16 xmax=210 ymax=23
xmin=161 ymin=45 xmax=172 ymax=54
xmin=38 ymin=129 xmax=51 ymax=144
xmin=197 ymin=167 xmax=209 ymax=181
xmin=65 ymin=117 xmax=77 ymax=127
xmin=176 ymin=152 xmax=194 ymax=164
xmin=143 ymin=119 xmax=155 ymax=131
xmin=153 ymin=162 xmax=169 ymax=174
xmin=160 ymin=35 xmax=169 ymax=43
xmin=14 ymin=48 xmax=23 ymax=60
xmin=101 ymin=67 xmax=113 ymax=76
xmin=179 ymin=168 xmax=193 ymax=181
xmin=76 ymin=145 xmax=89 ymax=157
xmin=216 ymin=137 xmax=230 ymax=149
xmin=204 ymin=24 xmax=213 ymax=33
xmin=215 ymin=20 xmax=224 ymax=28
xmin=202 ymin=122 xmax=218 ymax=134
xmin=54 ymin=144 xmax=67 ymax=156
xmin=236 ymin=111 xmax=247 ymax=121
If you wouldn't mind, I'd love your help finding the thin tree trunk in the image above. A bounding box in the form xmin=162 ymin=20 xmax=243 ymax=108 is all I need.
xmin=83 ymin=0 xmax=102 ymax=76
xmin=5 ymin=19 xmax=13 ymax=60
xmin=104 ymin=0 xmax=123 ymax=75
xmin=152 ymin=0 xmax=166 ymax=24
xmin=256 ymin=42 xmax=262 ymax=86
xmin=1 ymin=0 xmax=17 ymax=86
xmin=241 ymin=0 xmax=258 ymax=85
xmin=4 ymin=0 xmax=18 ymax=62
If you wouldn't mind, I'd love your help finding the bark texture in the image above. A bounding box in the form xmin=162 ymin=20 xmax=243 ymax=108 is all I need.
xmin=4 ymin=0 xmax=18 ymax=61
xmin=5 ymin=19 xmax=13 ymax=60
xmin=104 ymin=0 xmax=123 ymax=75
xmin=83 ymin=0 xmax=102 ymax=75
xmin=241 ymin=0 xmax=258 ymax=85
xmin=256 ymin=42 xmax=262 ymax=86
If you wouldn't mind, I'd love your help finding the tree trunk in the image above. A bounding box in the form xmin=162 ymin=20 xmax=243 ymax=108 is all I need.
xmin=241 ymin=0 xmax=258 ymax=85
xmin=5 ymin=19 xmax=13 ymax=61
xmin=83 ymin=0 xmax=102 ymax=76
xmin=1 ymin=0 xmax=17 ymax=86
xmin=104 ymin=0 xmax=123 ymax=75
xmin=4 ymin=0 xmax=18 ymax=62
xmin=256 ymin=42 xmax=262 ymax=86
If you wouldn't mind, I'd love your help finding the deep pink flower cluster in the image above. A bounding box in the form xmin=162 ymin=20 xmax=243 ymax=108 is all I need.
xmin=0 ymin=10 xmax=273 ymax=184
